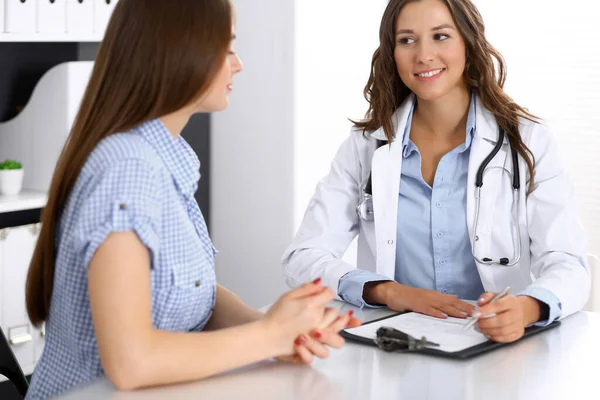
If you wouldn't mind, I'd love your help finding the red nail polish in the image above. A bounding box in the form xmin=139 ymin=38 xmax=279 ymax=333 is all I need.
xmin=294 ymin=338 xmax=302 ymax=346
xmin=312 ymin=278 xmax=322 ymax=285
xmin=300 ymin=334 xmax=308 ymax=343
xmin=348 ymin=310 xmax=354 ymax=317
xmin=313 ymin=331 xmax=322 ymax=339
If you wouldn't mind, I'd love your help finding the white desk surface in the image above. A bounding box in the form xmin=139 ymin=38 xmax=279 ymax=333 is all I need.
xmin=54 ymin=302 xmax=600 ymax=400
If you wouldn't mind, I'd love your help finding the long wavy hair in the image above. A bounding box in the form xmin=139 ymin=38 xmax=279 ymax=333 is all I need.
xmin=353 ymin=0 xmax=537 ymax=191
xmin=26 ymin=0 xmax=233 ymax=327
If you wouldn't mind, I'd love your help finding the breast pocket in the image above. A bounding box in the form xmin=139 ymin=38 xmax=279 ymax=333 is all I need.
xmin=153 ymin=263 xmax=216 ymax=332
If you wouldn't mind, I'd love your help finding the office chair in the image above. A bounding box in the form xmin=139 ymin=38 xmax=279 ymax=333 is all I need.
xmin=0 ymin=327 xmax=28 ymax=398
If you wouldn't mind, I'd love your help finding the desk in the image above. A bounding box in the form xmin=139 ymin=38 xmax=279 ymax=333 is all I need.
xmin=55 ymin=302 xmax=600 ymax=400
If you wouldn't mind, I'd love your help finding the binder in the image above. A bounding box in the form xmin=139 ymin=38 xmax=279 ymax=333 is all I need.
xmin=37 ymin=0 xmax=66 ymax=34
xmin=4 ymin=0 xmax=37 ymax=34
xmin=93 ymin=0 xmax=117 ymax=35
xmin=341 ymin=312 xmax=561 ymax=359
xmin=66 ymin=0 xmax=93 ymax=35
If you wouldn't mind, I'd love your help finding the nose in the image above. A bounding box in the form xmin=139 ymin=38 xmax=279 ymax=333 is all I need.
xmin=231 ymin=53 xmax=243 ymax=74
xmin=416 ymin=41 xmax=435 ymax=64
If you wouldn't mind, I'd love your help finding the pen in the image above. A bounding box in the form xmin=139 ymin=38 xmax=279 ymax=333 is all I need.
xmin=463 ymin=286 xmax=511 ymax=331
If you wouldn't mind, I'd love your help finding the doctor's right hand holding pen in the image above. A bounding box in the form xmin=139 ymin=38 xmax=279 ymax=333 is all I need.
xmin=469 ymin=288 xmax=548 ymax=343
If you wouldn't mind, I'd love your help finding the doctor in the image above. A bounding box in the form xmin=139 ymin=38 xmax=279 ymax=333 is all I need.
xmin=283 ymin=0 xmax=590 ymax=343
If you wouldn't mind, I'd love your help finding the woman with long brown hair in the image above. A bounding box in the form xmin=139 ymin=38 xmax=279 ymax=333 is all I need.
xmin=284 ymin=0 xmax=589 ymax=343
xmin=24 ymin=1 xmax=359 ymax=398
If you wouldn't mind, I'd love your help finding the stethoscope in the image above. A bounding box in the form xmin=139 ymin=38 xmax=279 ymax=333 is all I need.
xmin=356 ymin=128 xmax=521 ymax=267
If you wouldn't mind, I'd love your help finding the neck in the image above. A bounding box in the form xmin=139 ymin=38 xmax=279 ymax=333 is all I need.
xmin=159 ymin=107 xmax=194 ymax=138
xmin=414 ymin=87 xmax=471 ymax=137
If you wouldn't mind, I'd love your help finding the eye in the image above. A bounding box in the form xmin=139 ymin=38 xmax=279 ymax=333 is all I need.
xmin=398 ymin=37 xmax=415 ymax=45
xmin=434 ymin=33 xmax=450 ymax=41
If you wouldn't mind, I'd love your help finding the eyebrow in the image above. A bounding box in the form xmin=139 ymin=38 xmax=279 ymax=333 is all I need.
xmin=396 ymin=24 xmax=456 ymax=35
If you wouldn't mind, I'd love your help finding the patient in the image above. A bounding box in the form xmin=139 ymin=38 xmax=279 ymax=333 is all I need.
xmin=23 ymin=1 xmax=359 ymax=398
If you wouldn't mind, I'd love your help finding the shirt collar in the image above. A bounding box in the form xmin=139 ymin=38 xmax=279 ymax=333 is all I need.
xmin=401 ymin=92 xmax=477 ymax=158
xmin=136 ymin=119 xmax=201 ymax=198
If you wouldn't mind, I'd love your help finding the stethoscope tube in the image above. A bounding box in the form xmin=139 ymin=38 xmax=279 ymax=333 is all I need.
xmin=471 ymin=128 xmax=522 ymax=266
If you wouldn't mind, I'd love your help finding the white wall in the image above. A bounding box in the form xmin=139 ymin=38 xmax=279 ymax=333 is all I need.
xmin=473 ymin=0 xmax=600 ymax=260
xmin=211 ymin=1 xmax=387 ymax=307
xmin=211 ymin=0 xmax=295 ymax=308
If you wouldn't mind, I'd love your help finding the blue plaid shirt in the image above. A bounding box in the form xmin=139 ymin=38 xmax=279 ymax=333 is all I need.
xmin=26 ymin=119 xmax=217 ymax=399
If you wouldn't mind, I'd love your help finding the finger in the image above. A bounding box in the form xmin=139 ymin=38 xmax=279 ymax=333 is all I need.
xmin=346 ymin=316 xmax=362 ymax=328
xmin=450 ymin=298 xmax=477 ymax=316
xmin=417 ymin=306 xmax=448 ymax=319
xmin=323 ymin=311 xmax=352 ymax=333
xmin=301 ymin=286 xmax=335 ymax=308
xmin=476 ymin=292 xmax=497 ymax=307
xmin=301 ymin=335 xmax=330 ymax=359
xmin=489 ymin=330 xmax=524 ymax=343
xmin=477 ymin=297 xmax=514 ymax=318
xmin=477 ymin=312 xmax=519 ymax=330
xmin=278 ymin=354 xmax=307 ymax=365
xmin=285 ymin=278 xmax=324 ymax=300
xmin=478 ymin=323 xmax=519 ymax=338
xmin=293 ymin=343 xmax=314 ymax=364
xmin=312 ymin=330 xmax=345 ymax=349
xmin=437 ymin=304 xmax=470 ymax=319
xmin=317 ymin=307 xmax=341 ymax=330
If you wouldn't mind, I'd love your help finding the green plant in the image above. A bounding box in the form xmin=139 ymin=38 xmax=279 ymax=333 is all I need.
xmin=0 ymin=160 xmax=23 ymax=170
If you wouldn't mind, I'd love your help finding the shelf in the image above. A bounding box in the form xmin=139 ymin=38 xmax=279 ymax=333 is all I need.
xmin=0 ymin=33 xmax=103 ymax=43
xmin=0 ymin=190 xmax=47 ymax=214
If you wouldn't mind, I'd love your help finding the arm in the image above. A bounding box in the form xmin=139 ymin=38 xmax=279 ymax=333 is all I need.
xmin=524 ymin=124 xmax=590 ymax=317
xmin=89 ymin=232 xmax=332 ymax=391
xmin=203 ymin=285 xmax=264 ymax=331
xmin=282 ymin=130 xmax=370 ymax=293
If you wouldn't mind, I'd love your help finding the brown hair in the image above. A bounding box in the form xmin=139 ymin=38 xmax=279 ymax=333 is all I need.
xmin=353 ymin=0 xmax=536 ymax=190
xmin=26 ymin=0 xmax=233 ymax=326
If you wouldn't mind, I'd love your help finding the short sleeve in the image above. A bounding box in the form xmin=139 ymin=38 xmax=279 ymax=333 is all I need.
xmin=73 ymin=159 xmax=163 ymax=269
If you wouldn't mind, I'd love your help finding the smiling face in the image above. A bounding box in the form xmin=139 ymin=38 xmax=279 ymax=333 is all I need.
xmin=394 ymin=0 xmax=467 ymax=102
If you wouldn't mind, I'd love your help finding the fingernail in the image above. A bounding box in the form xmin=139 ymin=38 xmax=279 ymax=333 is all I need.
xmin=312 ymin=278 xmax=322 ymax=285
xmin=478 ymin=297 xmax=485 ymax=304
xmin=441 ymin=313 xmax=448 ymax=318
xmin=313 ymin=331 xmax=322 ymax=339
xmin=472 ymin=311 xmax=482 ymax=318
xmin=294 ymin=338 xmax=302 ymax=346
xmin=460 ymin=311 xmax=468 ymax=316
xmin=348 ymin=310 xmax=354 ymax=317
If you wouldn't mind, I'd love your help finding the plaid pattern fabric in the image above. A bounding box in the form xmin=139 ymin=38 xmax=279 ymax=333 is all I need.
xmin=26 ymin=119 xmax=216 ymax=399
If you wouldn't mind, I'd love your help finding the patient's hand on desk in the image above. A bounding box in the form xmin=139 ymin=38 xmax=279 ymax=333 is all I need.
xmin=278 ymin=308 xmax=361 ymax=365
xmin=262 ymin=280 xmax=361 ymax=365
xmin=475 ymin=293 xmax=542 ymax=343
xmin=363 ymin=281 xmax=475 ymax=319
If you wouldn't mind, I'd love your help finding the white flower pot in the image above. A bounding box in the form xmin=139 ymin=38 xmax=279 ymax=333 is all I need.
xmin=0 ymin=169 xmax=24 ymax=196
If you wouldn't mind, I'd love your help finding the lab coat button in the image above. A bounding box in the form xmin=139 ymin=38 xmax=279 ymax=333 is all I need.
xmin=387 ymin=240 xmax=394 ymax=245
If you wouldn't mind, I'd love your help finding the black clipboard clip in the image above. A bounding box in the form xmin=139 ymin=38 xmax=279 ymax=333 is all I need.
xmin=375 ymin=326 xmax=440 ymax=352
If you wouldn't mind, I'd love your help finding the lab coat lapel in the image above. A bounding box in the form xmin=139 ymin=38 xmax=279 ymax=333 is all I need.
xmin=371 ymin=96 xmax=414 ymax=278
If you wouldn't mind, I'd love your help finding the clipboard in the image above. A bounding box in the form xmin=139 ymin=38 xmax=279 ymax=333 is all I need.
xmin=341 ymin=312 xmax=561 ymax=360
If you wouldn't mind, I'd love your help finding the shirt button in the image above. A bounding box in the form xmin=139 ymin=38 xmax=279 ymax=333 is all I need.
xmin=437 ymin=232 xmax=443 ymax=238
xmin=119 ymin=203 xmax=127 ymax=210
xmin=436 ymin=202 xmax=442 ymax=208
xmin=195 ymin=280 xmax=200 ymax=287
xmin=439 ymin=259 xmax=446 ymax=265
xmin=442 ymin=289 xmax=448 ymax=294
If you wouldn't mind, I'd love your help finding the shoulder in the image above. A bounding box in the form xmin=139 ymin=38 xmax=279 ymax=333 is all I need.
xmin=518 ymin=117 xmax=557 ymax=158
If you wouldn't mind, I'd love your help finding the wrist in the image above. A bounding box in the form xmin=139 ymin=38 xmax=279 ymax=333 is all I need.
xmin=255 ymin=318 xmax=289 ymax=358
xmin=518 ymin=296 xmax=542 ymax=326
xmin=363 ymin=281 xmax=395 ymax=305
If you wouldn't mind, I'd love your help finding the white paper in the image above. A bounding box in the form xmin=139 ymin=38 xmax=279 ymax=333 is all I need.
xmin=344 ymin=312 xmax=489 ymax=353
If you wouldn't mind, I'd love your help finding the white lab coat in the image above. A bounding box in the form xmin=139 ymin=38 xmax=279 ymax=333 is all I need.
xmin=282 ymin=94 xmax=590 ymax=319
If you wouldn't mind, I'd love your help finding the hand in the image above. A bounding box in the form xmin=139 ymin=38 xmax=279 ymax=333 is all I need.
xmin=475 ymin=293 xmax=542 ymax=343
xmin=263 ymin=279 xmax=335 ymax=356
xmin=371 ymin=282 xmax=475 ymax=319
xmin=278 ymin=308 xmax=362 ymax=365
